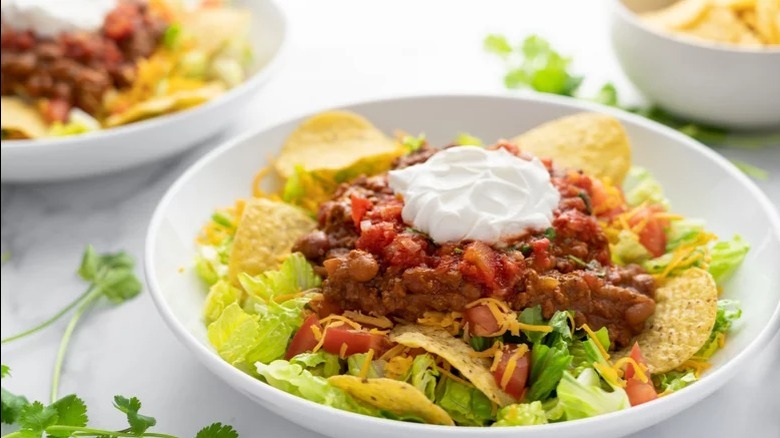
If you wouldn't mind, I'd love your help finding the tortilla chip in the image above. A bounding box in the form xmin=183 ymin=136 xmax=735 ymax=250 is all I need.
xmin=390 ymin=324 xmax=515 ymax=406
xmin=274 ymin=111 xmax=402 ymax=179
xmin=511 ymin=112 xmax=632 ymax=185
xmin=105 ymin=82 xmax=225 ymax=127
xmin=615 ymin=268 xmax=718 ymax=373
xmin=1 ymin=97 xmax=48 ymax=139
xmin=755 ymin=0 xmax=780 ymax=43
xmin=685 ymin=5 xmax=763 ymax=45
xmin=182 ymin=7 xmax=252 ymax=56
xmin=227 ymin=198 xmax=316 ymax=284
xmin=328 ymin=376 xmax=454 ymax=426
xmin=642 ymin=0 xmax=710 ymax=30
xmin=714 ymin=0 xmax=757 ymax=10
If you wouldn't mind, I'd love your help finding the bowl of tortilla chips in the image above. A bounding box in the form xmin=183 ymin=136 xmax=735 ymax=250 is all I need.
xmin=146 ymin=94 xmax=780 ymax=438
xmin=610 ymin=0 xmax=780 ymax=129
xmin=0 ymin=0 xmax=287 ymax=182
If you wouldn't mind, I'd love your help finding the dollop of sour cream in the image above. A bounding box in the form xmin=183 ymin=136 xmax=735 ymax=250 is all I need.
xmin=388 ymin=146 xmax=561 ymax=244
xmin=1 ymin=0 xmax=118 ymax=38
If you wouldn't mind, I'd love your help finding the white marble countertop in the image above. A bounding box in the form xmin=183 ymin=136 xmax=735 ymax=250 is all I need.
xmin=2 ymin=0 xmax=779 ymax=436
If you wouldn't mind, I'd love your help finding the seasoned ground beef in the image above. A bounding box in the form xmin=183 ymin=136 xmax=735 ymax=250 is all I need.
xmin=294 ymin=145 xmax=656 ymax=349
xmin=0 ymin=0 xmax=167 ymax=120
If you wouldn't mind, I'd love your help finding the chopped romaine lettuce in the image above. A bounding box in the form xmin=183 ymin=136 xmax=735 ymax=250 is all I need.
xmin=207 ymin=302 xmax=263 ymax=369
xmin=622 ymin=166 xmax=669 ymax=208
xmin=203 ymin=280 xmax=241 ymax=324
xmin=256 ymin=360 xmax=377 ymax=416
xmin=434 ymin=378 xmax=494 ymax=426
xmin=696 ymin=299 xmax=742 ymax=359
xmin=665 ymin=219 xmax=706 ymax=251
xmin=526 ymin=342 xmax=572 ymax=401
xmin=708 ymin=235 xmax=749 ymax=285
xmin=556 ymin=369 xmax=629 ymax=420
xmin=518 ymin=306 xmax=546 ymax=344
xmin=179 ymin=50 xmax=209 ymax=78
xmin=291 ymin=352 xmax=342 ymax=378
xmin=239 ymin=253 xmax=321 ymax=303
xmin=409 ymin=354 xmax=439 ymax=401
xmin=195 ymin=239 xmax=232 ymax=285
xmin=493 ymin=401 xmax=548 ymax=426
xmin=652 ymin=370 xmax=697 ymax=393
xmin=210 ymin=57 xmax=245 ymax=87
xmin=346 ymin=354 xmax=383 ymax=379
xmin=611 ymin=230 xmax=652 ymax=266
xmin=49 ymin=108 xmax=101 ymax=137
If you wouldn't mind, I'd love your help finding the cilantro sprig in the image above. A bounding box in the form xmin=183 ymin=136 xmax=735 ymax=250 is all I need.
xmin=2 ymin=246 xmax=143 ymax=402
xmin=1 ymin=366 xmax=237 ymax=438
xmin=483 ymin=33 xmax=778 ymax=178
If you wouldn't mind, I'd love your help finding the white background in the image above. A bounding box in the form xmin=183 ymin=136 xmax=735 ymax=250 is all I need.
xmin=2 ymin=0 xmax=779 ymax=437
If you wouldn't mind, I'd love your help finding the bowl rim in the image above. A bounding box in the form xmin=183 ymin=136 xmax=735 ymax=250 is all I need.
xmin=0 ymin=0 xmax=289 ymax=153
xmin=145 ymin=91 xmax=780 ymax=434
xmin=611 ymin=0 xmax=780 ymax=55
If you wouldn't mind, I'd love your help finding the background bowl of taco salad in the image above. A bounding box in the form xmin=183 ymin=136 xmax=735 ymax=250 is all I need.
xmin=609 ymin=0 xmax=780 ymax=130
xmin=145 ymin=94 xmax=780 ymax=438
xmin=0 ymin=0 xmax=287 ymax=182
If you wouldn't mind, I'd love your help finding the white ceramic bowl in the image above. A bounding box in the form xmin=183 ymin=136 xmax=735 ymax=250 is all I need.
xmin=610 ymin=0 xmax=780 ymax=130
xmin=146 ymin=94 xmax=780 ymax=438
xmin=0 ymin=0 xmax=287 ymax=183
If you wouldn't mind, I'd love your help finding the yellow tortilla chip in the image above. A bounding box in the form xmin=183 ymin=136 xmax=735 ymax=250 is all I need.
xmin=105 ymin=83 xmax=224 ymax=127
xmin=615 ymin=268 xmax=718 ymax=373
xmin=274 ymin=111 xmax=403 ymax=179
xmin=511 ymin=112 xmax=632 ymax=185
xmin=390 ymin=324 xmax=515 ymax=407
xmin=714 ymin=0 xmax=757 ymax=10
xmin=755 ymin=0 xmax=780 ymax=43
xmin=328 ymin=376 xmax=454 ymax=426
xmin=685 ymin=5 xmax=763 ymax=45
xmin=227 ymin=198 xmax=316 ymax=284
xmin=1 ymin=97 xmax=48 ymax=139
xmin=641 ymin=0 xmax=710 ymax=30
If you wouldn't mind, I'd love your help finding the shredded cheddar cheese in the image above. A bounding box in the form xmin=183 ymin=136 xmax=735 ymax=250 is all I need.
xmin=594 ymin=362 xmax=625 ymax=388
xmin=319 ymin=315 xmax=362 ymax=330
xmin=499 ymin=345 xmax=529 ymax=391
xmin=612 ymin=357 xmax=649 ymax=383
xmin=310 ymin=324 xmax=323 ymax=341
xmin=339 ymin=343 xmax=349 ymax=359
xmin=417 ymin=311 xmax=463 ymax=335
xmin=342 ymin=311 xmax=394 ymax=329
xmin=272 ymin=292 xmax=305 ymax=303
xmin=384 ymin=355 xmax=413 ymax=379
xmin=466 ymin=297 xmax=511 ymax=312
xmin=469 ymin=340 xmax=504 ymax=358
xmin=678 ymin=359 xmax=711 ymax=378
xmin=581 ymin=324 xmax=610 ymax=361
xmin=511 ymin=321 xmax=554 ymax=334
xmin=379 ymin=344 xmax=407 ymax=361
xmin=358 ymin=349 xmax=375 ymax=379
xmin=311 ymin=327 xmax=328 ymax=353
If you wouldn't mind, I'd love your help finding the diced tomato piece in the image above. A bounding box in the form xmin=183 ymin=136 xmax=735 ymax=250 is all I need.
xmin=626 ymin=378 xmax=658 ymax=406
xmin=625 ymin=342 xmax=647 ymax=380
xmin=590 ymin=178 xmax=625 ymax=219
xmin=103 ymin=4 xmax=138 ymax=40
xmin=464 ymin=304 xmax=501 ymax=337
xmin=629 ymin=206 xmax=669 ymax=258
xmin=492 ymin=345 xmax=530 ymax=400
xmin=463 ymin=241 xmax=497 ymax=284
xmin=41 ymin=99 xmax=70 ymax=123
xmin=285 ymin=314 xmax=322 ymax=359
xmin=350 ymin=194 xmax=372 ymax=227
xmin=321 ymin=325 xmax=385 ymax=357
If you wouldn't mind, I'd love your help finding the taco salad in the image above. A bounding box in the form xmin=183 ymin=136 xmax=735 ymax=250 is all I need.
xmin=193 ymin=111 xmax=748 ymax=426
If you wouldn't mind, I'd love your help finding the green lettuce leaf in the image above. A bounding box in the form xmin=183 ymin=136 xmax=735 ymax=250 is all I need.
xmin=195 ymin=239 xmax=232 ymax=285
xmin=409 ymin=354 xmax=439 ymax=401
xmin=518 ymin=306 xmax=546 ymax=344
xmin=256 ymin=360 xmax=377 ymax=416
xmin=493 ymin=401 xmax=548 ymax=426
xmin=556 ymin=369 xmax=629 ymax=420
xmin=665 ymin=219 xmax=706 ymax=251
xmin=291 ymin=352 xmax=342 ymax=378
xmin=239 ymin=252 xmax=321 ymax=303
xmin=526 ymin=341 xmax=572 ymax=401
xmin=207 ymin=302 xmax=263 ymax=369
xmin=652 ymin=370 xmax=697 ymax=393
xmin=346 ymin=354 xmax=384 ymax=379
xmin=203 ymin=280 xmax=241 ymax=324
xmin=708 ymin=235 xmax=749 ymax=284
xmin=611 ymin=230 xmax=652 ymax=266
xmin=696 ymin=299 xmax=742 ymax=359
xmin=622 ymin=166 xmax=669 ymax=208
xmin=434 ymin=378 xmax=494 ymax=426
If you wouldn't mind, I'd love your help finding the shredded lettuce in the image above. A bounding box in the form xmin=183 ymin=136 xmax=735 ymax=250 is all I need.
xmin=517 ymin=306 xmax=546 ymax=344
xmin=195 ymin=240 xmax=232 ymax=286
xmin=434 ymin=378 xmax=494 ymax=426
xmin=611 ymin=230 xmax=651 ymax=266
xmin=409 ymin=354 xmax=439 ymax=401
xmin=697 ymin=300 xmax=742 ymax=359
xmin=203 ymin=280 xmax=241 ymax=324
xmin=291 ymin=352 xmax=342 ymax=378
xmin=652 ymin=370 xmax=697 ymax=393
xmin=256 ymin=360 xmax=377 ymax=416
xmin=665 ymin=219 xmax=706 ymax=251
xmin=346 ymin=354 xmax=384 ymax=379
xmin=555 ymin=369 xmax=629 ymax=420
xmin=239 ymin=252 xmax=321 ymax=304
xmin=622 ymin=166 xmax=669 ymax=209
xmin=708 ymin=235 xmax=750 ymax=285
xmin=525 ymin=310 xmax=573 ymax=401
xmin=493 ymin=401 xmax=548 ymax=426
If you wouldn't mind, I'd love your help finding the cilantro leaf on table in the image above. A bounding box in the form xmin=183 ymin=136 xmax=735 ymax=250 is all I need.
xmin=113 ymin=396 xmax=157 ymax=435
xmin=18 ymin=401 xmax=58 ymax=433
xmin=196 ymin=422 xmax=240 ymax=438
